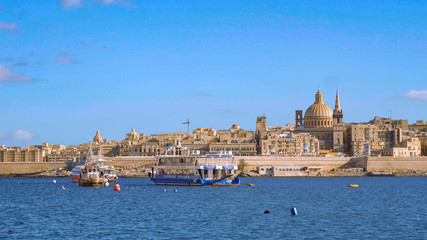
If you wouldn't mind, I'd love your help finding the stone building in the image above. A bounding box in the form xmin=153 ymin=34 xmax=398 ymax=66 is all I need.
xmin=377 ymin=137 xmax=421 ymax=157
xmin=345 ymin=123 xmax=381 ymax=156
xmin=258 ymin=132 xmax=319 ymax=156
xmin=409 ymin=120 xmax=427 ymax=133
xmin=130 ymin=125 xmax=256 ymax=156
xmin=255 ymin=116 xmax=318 ymax=155
xmin=0 ymin=145 xmax=44 ymax=162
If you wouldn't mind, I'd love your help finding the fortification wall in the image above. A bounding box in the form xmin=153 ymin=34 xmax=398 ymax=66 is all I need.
xmin=104 ymin=156 xmax=156 ymax=170
xmin=366 ymin=157 xmax=427 ymax=172
xmin=0 ymin=163 xmax=66 ymax=174
xmin=1 ymin=156 xmax=426 ymax=174
xmin=236 ymin=156 xmax=351 ymax=171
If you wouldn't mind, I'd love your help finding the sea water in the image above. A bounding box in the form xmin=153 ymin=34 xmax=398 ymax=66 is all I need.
xmin=0 ymin=177 xmax=426 ymax=239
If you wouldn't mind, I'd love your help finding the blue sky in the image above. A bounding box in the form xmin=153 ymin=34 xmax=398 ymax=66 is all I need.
xmin=0 ymin=0 xmax=426 ymax=146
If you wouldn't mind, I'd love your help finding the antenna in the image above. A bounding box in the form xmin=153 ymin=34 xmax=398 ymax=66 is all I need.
xmin=389 ymin=110 xmax=392 ymax=119
xmin=182 ymin=118 xmax=190 ymax=133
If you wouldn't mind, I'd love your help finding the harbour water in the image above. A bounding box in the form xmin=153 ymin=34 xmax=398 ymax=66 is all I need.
xmin=1 ymin=177 xmax=426 ymax=239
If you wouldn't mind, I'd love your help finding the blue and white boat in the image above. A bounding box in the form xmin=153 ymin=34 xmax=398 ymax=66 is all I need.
xmin=148 ymin=142 xmax=240 ymax=186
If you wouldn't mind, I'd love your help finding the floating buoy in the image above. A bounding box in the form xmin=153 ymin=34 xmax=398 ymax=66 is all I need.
xmin=105 ymin=182 xmax=109 ymax=186
xmin=53 ymin=180 xmax=56 ymax=184
xmin=348 ymin=184 xmax=359 ymax=187
xmin=61 ymin=186 xmax=65 ymax=191
xmin=264 ymin=210 xmax=270 ymax=214
xmin=114 ymin=184 xmax=121 ymax=191
xmin=174 ymin=189 xmax=178 ymax=192
xmin=163 ymin=189 xmax=167 ymax=192
xmin=246 ymin=183 xmax=255 ymax=186
xmin=291 ymin=207 xmax=298 ymax=216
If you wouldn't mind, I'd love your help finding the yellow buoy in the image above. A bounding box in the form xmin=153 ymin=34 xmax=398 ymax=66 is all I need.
xmin=348 ymin=184 xmax=359 ymax=187
xmin=246 ymin=183 xmax=255 ymax=186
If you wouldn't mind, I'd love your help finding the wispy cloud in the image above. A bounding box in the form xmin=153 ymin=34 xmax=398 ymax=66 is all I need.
xmin=403 ymin=90 xmax=427 ymax=101
xmin=60 ymin=0 xmax=136 ymax=9
xmin=98 ymin=0 xmax=136 ymax=8
xmin=0 ymin=64 xmax=34 ymax=83
xmin=0 ymin=129 xmax=36 ymax=144
xmin=0 ymin=22 xmax=20 ymax=32
xmin=196 ymin=92 xmax=216 ymax=98
xmin=60 ymin=0 xmax=81 ymax=9
xmin=56 ymin=54 xmax=77 ymax=64
xmin=14 ymin=60 xmax=29 ymax=67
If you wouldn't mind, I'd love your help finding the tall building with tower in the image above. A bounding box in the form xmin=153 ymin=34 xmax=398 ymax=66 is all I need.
xmin=294 ymin=89 xmax=345 ymax=152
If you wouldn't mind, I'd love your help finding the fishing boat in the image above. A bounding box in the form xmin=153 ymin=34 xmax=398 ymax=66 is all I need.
xmin=148 ymin=141 xmax=240 ymax=186
xmin=79 ymin=143 xmax=107 ymax=187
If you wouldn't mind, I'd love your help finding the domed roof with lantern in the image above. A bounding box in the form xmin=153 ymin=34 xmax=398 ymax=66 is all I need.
xmin=304 ymin=89 xmax=333 ymax=118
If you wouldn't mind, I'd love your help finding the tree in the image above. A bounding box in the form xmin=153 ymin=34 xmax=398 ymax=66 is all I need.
xmin=238 ymin=159 xmax=247 ymax=171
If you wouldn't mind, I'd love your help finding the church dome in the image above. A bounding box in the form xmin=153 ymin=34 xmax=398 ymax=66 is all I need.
xmin=93 ymin=130 xmax=103 ymax=143
xmin=231 ymin=124 xmax=240 ymax=130
xmin=130 ymin=128 xmax=138 ymax=137
xmin=304 ymin=90 xmax=333 ymax=128
xmin=304 ymin=90 xmax=333 ymax=118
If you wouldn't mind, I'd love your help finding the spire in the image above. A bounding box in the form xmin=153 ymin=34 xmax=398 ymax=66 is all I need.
xmin=335 ymin=89 xmax=341 ymax=112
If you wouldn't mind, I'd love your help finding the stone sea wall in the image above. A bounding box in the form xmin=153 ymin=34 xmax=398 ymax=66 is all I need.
xmin=0 ymin=162 xmax=67 ymax=174
xmin=1 ymin=156 xmax=426 ymax=175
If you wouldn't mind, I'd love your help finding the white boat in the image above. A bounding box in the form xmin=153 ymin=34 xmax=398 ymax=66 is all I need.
xmin=79 ymin=143 xmax=107 ymax=187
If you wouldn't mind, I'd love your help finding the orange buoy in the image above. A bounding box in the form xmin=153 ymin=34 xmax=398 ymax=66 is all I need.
xmin=53 ymin=180 xmax=56 ymax=184
xmin=114 ymin=184 xmax=121 ymax=191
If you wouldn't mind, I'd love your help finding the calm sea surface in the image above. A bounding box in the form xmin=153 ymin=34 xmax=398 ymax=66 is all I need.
xmin=0 ymin=177 xmax=426 ymax=239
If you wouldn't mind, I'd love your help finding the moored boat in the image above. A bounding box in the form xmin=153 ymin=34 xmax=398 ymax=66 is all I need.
xmin=148 ymin=141 xmax=240 ymax=186
xmin=79 ymin=143 xmax=107 ymax=187
xmin=71 ymin=166 xmax=82 ymax=183
xmin=100 ymin=165 xmax=118 ymax=183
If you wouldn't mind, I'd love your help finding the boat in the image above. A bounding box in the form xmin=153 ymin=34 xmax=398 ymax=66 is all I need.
xmin=148 ymin=141 xmax=240 ymax=186
xmin=79 ymin=143 xmax=107 ymax=187
xmin=367 ymin=172 xmax=395 ymax=177
xmin=71 ymin=166 xmax=82 ymax=183
xmin=99 ymin=165 xmax=118 ymax=183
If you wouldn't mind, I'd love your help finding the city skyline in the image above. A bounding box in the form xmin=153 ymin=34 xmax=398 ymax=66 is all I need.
xmin=1 ymin=0 xmax=426 ymax=146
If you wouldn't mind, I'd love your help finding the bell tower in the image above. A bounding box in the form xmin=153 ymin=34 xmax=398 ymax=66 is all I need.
xmin=295 ymin=110 xmax=303 ymax=128
xmin=333 ymin=89 xmax=343 ymax=124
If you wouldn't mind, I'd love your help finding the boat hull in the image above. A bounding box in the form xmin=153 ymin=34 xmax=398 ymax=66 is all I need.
xmin=107 ymin=178 xmax=118 ymax=183
xmin=150 ymin=174 xmax=240 ymax=186
xmin=79 ymin=178 xmax=107 ymax=187
xmin=71 ymin=175 xmax=80 ymax=183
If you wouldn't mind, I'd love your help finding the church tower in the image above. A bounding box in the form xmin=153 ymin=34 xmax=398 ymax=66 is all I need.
xmin=333 ymin=89 xmax=343 ymax=124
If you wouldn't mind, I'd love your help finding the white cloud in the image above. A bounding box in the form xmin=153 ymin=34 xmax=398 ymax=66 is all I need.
xmin=0 ymin=22 xmax=20 ymax=32
xmin=60 ymin=0 xmax=81 ymax=9
xmin=60 ymin=0 xmax=136 ymax=9
xmin=0 ymin=129 xmax=35 ymax=143
xmin=0 ymin=64 xmax=34 ymax=83
xmin=403 ymin=90 xmax=427 ymax=100
xmin=56 ymin=54 xmax=77 ymax=64
xmin=12 ymin=129 xmax=35 ymax=141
